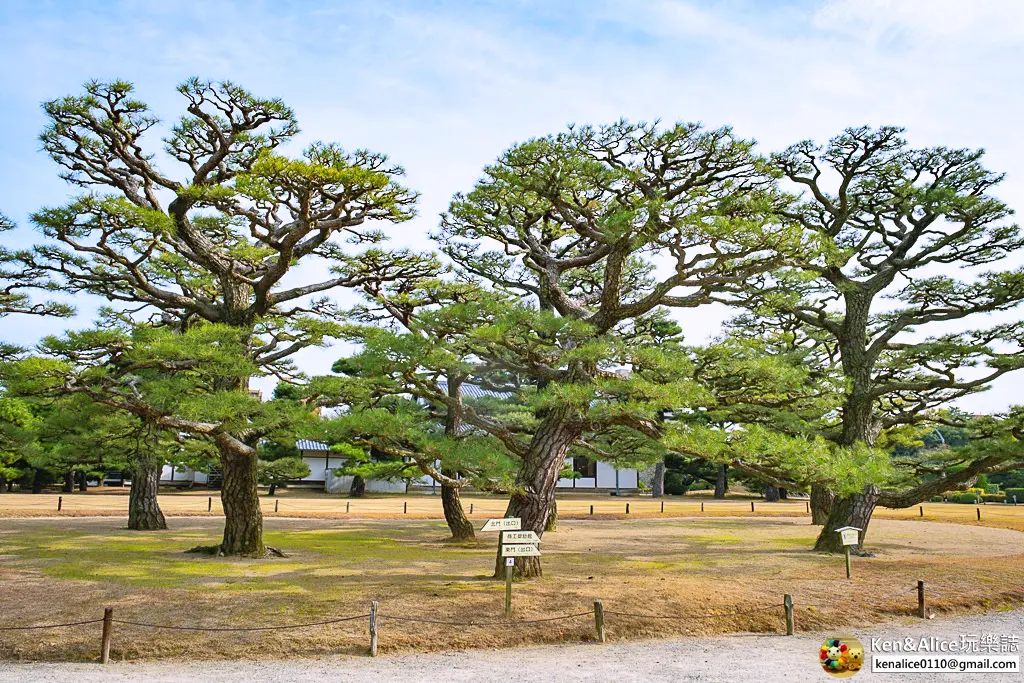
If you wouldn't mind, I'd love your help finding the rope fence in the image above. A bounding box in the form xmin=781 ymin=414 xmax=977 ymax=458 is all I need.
xmin=601 ymin=605 xmax=781 ymax=621
xmin=0 ymin=618 xmax=103 ymax=631
xmin=108 ymin=614 xmax=371 ymax=632
xmin=380 ymin=612 xmax=593 ymax=627
xmin=1 ymin=578 xmax=1000 ymax=663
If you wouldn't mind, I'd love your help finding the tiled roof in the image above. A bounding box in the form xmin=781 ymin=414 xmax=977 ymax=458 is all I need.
xmin=296 ymin=439 xmax=330 ymax=452
xmin=437 ymin=382 xmax=514 ymax=399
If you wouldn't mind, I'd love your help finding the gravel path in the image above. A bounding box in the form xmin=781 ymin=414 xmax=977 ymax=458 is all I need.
xmin=4 ymin=610 xmax=1020 ymax=682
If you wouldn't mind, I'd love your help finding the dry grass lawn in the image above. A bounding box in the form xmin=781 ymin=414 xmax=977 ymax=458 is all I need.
xmin=1 ymin=511 xmax=1022 ymax=663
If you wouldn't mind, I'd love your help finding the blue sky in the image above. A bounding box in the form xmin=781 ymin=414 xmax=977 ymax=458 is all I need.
xmin=2 ymin=0 xmax=1023 ymax=409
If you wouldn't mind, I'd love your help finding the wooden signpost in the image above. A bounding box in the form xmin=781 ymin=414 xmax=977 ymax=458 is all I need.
xmin=835 ymin=526 xmax=860 ymax=579
xmin=501 ymin=543 xmax=542 ymax=557
xmin=481 ymin=517 xmax=521 ymax=532
xmin=479 ymin=518 xmax=540 ymax=617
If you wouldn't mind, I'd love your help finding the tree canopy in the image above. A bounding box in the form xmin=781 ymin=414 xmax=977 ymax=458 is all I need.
xmin=719 ymin=126 xmax=1024 ymax=551
xmin=7 ymin=79 xmax=1024 ymax=568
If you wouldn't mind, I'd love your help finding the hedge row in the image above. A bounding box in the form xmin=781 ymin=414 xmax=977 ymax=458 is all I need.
xmin=949 ymin=493 xmax=980 ymax=504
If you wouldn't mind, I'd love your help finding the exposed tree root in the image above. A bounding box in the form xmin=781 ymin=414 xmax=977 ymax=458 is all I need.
xmin=184 ymin=544 xmax=288 ymax=558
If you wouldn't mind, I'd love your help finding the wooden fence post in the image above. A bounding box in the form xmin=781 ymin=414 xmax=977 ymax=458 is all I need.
xmin=58 ymin=496 xmax=62 ymax=512
xmin=917 ymin=580 xmax=926 ymax=619
xmin=470 ymin=503 xmax=474 ymax=515
xmin=625 ymin=503 xmax=630 ymax=514
xmin=503 ymin=532 xmax=512 ymax=619
xmin=701 ymin=502 xmax=704 ymax=512
xmin=404 ymin=501 xmax=407 ymax=514
xmin=274 ymin=500 xmax=279 ymax=513
xmin=369 ymin=601 xmax=378 ymax=656
xmin=100 ymin=606 xmax=113 ymax=664
xmin=346 ymin=501 xmax=350 ymax=513
xmin=751 ymin=501 xmax=755 ymax=513
xmin=784 ymin=594 xmax=794 ymax=636
xmin=805 ymin=501 xmax=809 ymax=514
xmin=660 ymin=501 xmax=664 ymax=513
xmin=589 ymin=505 xmax=594 ymax=515
xmin=976 ymin=507 xmax=981 ymax=521
xmin=594 ymin=600 xmax=605 ymax=643
xmin=207 ymin=496 xmax=212 ymax=512
xmin=919 ymin=505 xmax=923 ymax=517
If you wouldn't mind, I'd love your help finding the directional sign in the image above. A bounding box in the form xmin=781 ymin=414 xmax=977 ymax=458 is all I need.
xmin=502 ymin=543 xmax=542 ymax=557
xmin=502 ymin=530 xmax=539 ymax=544
xmin=481 ymin=517 xmax=521 ymax=532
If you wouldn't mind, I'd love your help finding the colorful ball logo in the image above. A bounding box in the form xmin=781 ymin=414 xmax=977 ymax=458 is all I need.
xmin=819 ymin=635 xmax=864 ymax=677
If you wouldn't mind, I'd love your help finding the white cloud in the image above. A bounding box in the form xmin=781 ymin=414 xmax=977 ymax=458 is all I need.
xmin=813 ymin=0 xmax=1024 ymax=47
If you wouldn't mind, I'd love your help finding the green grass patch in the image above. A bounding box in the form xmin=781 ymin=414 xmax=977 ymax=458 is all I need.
xmin=2 ymin=522 xmax=469 ymax=592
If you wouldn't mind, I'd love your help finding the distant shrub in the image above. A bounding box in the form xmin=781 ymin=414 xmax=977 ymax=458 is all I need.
xmin=929 ymin=496 xmax=945 ymax=503
xmin=664 ymin=472 xmax=689 ymax=496
xmin=950 ymin=493 xmax=980 ymax=504
xmin=984 ymin=485 xmax=1000 ymax=494
xmin=981 ymin=493 xmax=1005 ymax=503
xmin=1004 ymin=488 xmax=1024 ymax=503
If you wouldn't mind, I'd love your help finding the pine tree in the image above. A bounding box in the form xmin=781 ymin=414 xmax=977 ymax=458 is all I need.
xmin=734 ymin=126 xmax=1024 ymax=552
xmin=339 ymin=120 xmax=802 ymax=577
xmin=20 ymin=79 xmax=426 ymax=555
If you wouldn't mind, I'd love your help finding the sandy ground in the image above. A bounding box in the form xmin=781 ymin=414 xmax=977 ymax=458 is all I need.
xmin=0 ymin=489 xmax=813 ymax=518
xmin=1 ymin=516 xmax=1022 ymax=662
xmin=3 ymin=609 xmax=1021 ymax=682
xmin=2 ymin=490 xmax=1021 ymax=534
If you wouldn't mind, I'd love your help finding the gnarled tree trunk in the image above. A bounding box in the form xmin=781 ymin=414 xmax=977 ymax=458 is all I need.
xmin=204 ymin=326 xmax=267 ymax=556
xmin=441 ymin=472 xmax=474 ymax=540
xmin=62 ymin=471 xmax=74 ymax=493
xmin=128 ymin=460 xmax=167 ymax=530
xmin=77 ymin=470 xmax=88 ymax=492
xmin=764 ymin=484 xmax=780 ymax=501
xmin=714 ymin=464 xmax=727 ymax=499
xmin=814 ymin=338 xmax=881 ymax=551
xmin=218 ymin=436 xmax=265 ymax=556
xmin=350 ymin=475 xmax=366 ymax=498
xmin=814 ymin=485 xmax=879 ymax=554
xmin=651 ymin=460 xmax=665 ymax=498
xmin=545 ymin=498 xmax=557 ymax=532
xmin=441 ymin=378 xmax=474 ymax=540
xmin=493 ymin=407 xmax=581 ymax=579
xmin=811 ymin=484 xmax=833 ymax=525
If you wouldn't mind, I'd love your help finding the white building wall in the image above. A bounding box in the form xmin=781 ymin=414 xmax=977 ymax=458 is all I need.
xmin=325 ymin=470 xmax=407 ymax=493
xmin=299 ymin=454 xmax=347 ymax=482
xmin=160 ymin=465 xmax=207 ymax=485
xmin=302 ymin=449 xmax=640 ymax=492
xmin=555 ymin=461 xmax=638 ymax=489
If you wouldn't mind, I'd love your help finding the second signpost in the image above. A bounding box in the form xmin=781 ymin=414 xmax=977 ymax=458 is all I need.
xmin=480 ymin=517 xmax=541 ymax=617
